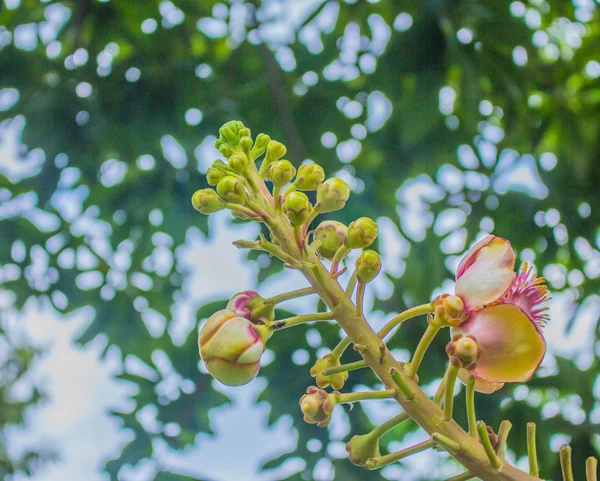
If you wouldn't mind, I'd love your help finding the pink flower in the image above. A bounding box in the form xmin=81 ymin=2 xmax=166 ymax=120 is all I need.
xmin=452 ymin=236 xmax=549 ymax=393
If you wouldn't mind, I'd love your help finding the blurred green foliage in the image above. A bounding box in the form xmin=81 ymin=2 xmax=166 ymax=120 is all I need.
xmin=2 ymin=0 xmax=600 ymax=480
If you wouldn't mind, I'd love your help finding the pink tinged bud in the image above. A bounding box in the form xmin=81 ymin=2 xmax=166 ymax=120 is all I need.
xmin=226 ymin=290 xmax=260 ymax=319
xmin=198 ymin=309 xmax=266 ymax=386
xmin=455 ymin=236 xmax=516 ymax=311
xmin=452 ymin=303 xmax=546 ymax=393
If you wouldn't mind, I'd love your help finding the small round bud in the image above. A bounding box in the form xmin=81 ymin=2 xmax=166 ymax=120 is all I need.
xmin=267 ymin=160 xmax=296 ymax=187
xmin=346 ymin=217 xmax=379 ymax=249
xmin=240 ymin=136 xmax=253 ymax=152
xmin=251 ymin=133 xmax=271 ymax=160
xmin=229 ymin=152 xmax=249 ymax=173
xmin=295 ymin=164 xmax=325 ymax=191
xmin=218 ymin=143 xmax=235 ymax=158
xmin=299 ymin=386 xmax=337 ymax=427
xmin=284 ymin=191 xmax=311 ymax=226
xmin=346 ymin=432 xmax=381 ymax=467
xmin=266 ymin=140 xmax=287 ymax=161
xmin=316 ymin=178 xmax=350 ymax=213
xmin=226 ymin=290 xmax=275 ymax=323
xmin=432 ymin=294 xmax=468 ymax=327
xmin=239 ymin=127 xmax=251 ymax=138
xmin=206 ymin=163 xmax=228 ymax=186
xmin=310 ymin=354 xmax=348 ymax=390
xmin=191 ymin=189 xmax=223 ymax=214
xmin=199 ymin=310 xmax=268 ymax=386
xmin=446 ymin=334 xmax=481 ymax=370
xmin=220 ymin=126 xmax=239 ymax=145
xmin=356 ymin=250 xmax=382 ymax=283
xmin=314 ymin=221 xmax=347 ymax=260
xmin=217 ymin=176 xmax=246 ymax=204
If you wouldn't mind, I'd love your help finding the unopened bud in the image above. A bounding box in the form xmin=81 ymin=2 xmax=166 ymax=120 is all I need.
xmin=316 ymin=178 xmax=350 ymax=213
xmin=218 ymin=143 xmax=235 ymax=158
xmin=191 ymin=189 xmax=223 ymax=214
xmin=266 ymin=140 xmax=287 ymax=162
xmin=206 ymin=161 xmax=229 ymax=186
xmin=314 ymin=221 xmax=347 ymax=260
xmin=239 ymin=127 xmax=251 ymax=138
xmin=220 ymin=126 xmax=239 ymax=145
xmin=346 ymin=432 xmax=381 ymax=467
xmin=284 ymin=191 xmax=311 ymax=226
xmin=240 ymin=136 xmax=253 ymax=152
xmin=199 ymin=310 xmax=268 ymax=386
xmin=446 ymin=334 xmax=481 ymax=370
xmin=310 ymin=354 xmax=348 ymax=390
xmin=432 ymin=294 xmax=467 ymax=327
xmin=217 ymin=176 xmax=246 ymax=204
xmin=227 ymin=290 xmax=275 ymax=323
xmin=251 ymin=133 xmax=271 ymax=160
xmin=346 ymin=217 xmax=378 ymax=249
xmin=296 ymin=164 xmax=325 ymax=191
xmin=229 ymin=152 xmax=249 ymax=173
xmin=267 ymin=160 xmax=296 ymax=187
xmin=356 ymin=250 xmax=382 ymax=283
xmin=299 ymin=386 xmax=337 ymax=427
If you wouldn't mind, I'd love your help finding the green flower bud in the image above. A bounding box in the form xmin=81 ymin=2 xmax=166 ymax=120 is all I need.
xmin=266 ymin=140 xmax=287 ymax=162
xmin=220 ymin=126 xmax=239 ymax=145
xmin=316 ymin=178 xmax=350 ymax=213
xmin=284 ymin=191 xmax=311 ymax=226
xmin=251 ymin=133 xmax=271 ymax=160
xmin=239 ymin=127 xmax=251 ymax=138
xmin=446 ymin=334 xmax=481 ymax=370
xmin=217 ymin=176 xmax=246 ymax=204
xmin=240 ymin=136 xmax=253 ymax=152
xmin=229 ymin=152 xmax=249 ymax=173
xmin=296 ymin=163 xmax=325 ymax=191
xmin=267 ymin=160 xmax=296 ymax=187
xmin=346 ymin=217 xmax=378 ymax=248
xmin=310 ymin=354 xmax=348 ymax=390
xmin=432 ymin=294 xmax=468 ymax=327
xmin=299 ymin=386 xmax=338 ymax=427
xmin=314 ymin=221 xmax=347 ymax=260
xmin=346 ymin=432 xmax=381 ymax=467
xmin=218 ymin=143 xmax=235 ymax=158
xmin=191 ymin=189 xmax=223 ymax=214
xmin=199 ymin=309 xmax=269 ymax=386
xmin=206 ymin=165 xmax=228 ymax=186
xmin=356 ymin=250 xmax=382 ymax=283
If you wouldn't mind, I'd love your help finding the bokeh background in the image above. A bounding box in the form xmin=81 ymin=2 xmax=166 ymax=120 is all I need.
xmin=2 ymin=0 xmax=600 ymax=480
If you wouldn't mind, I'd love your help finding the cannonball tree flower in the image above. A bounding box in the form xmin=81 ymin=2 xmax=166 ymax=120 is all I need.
xmin=199 ymin=309 xmax=271 ymax=386
xmin=452 ymin=236 xmax=550 ymax=393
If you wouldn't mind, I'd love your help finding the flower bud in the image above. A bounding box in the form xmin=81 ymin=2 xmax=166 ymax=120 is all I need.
xmin=296 ymin=164 xmax=325 ymax=191
xmin=239 ymin=127 xmax=251 ymax=138
xmin=217 ymin=176 xmax=246 ymax=204
xmin=267 ymin=160 xmax=296 ymax=187
xmin=346 ymin=432 xmax=381 ymax=467
xmin=220 ymin=125 xmax=239 ymax=145
xmin=299 ymin=386 xmax=337 ymax=427
xmin=199 ymin=310 xmax=268 ymax=386
xmin=229 ymin=152 xmax=249 ymax=173
xmin=251 ymin=133 xmax=271 ymax=160
xmin=432 ymin=294 xmax=468 ymax=327
xmin=314 ymin=221 xmax=347 ymax=260
xmin=356 ymin=250 xmax=382 ymax=283
xmin=206 ymin=161 xmax=230 ymax=186
xmin=284 ymin=191 xmax=311 ymax=226
xmin=227 ymin=290 xmax=275 ymax=323
xmin=346 ymin=217 xmax=378 ymax=249
xmin=446 ymin=334 xmax=481 ymax=370
xmin=218 ymin=143 xmax=235 ymax=158
xmin=266 ymin=140 xmax=287 ymax=162
xmin=316 ymin=178 xmax=350 ymax=213
xmin=240 ymin=136 xmax=253 ymax=152
xmin=310 ymin=354 xmax=348 ymax=390
xmin=191 ymin=189 xmax=223 ymax=214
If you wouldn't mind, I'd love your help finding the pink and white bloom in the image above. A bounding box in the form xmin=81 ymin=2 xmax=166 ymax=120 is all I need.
xmin=452 ymin=236 xmax=550 ymax=393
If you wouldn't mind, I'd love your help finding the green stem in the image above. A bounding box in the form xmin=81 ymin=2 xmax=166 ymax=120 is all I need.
xmin=527 ymin=423 xmax=539 ymax=477
xmin=390 ymin=367 xmax=416 ymax=400
xmin=444 ymin=364 xmax=460 ymax=421
xmin=331 ymin=336 xmax=353 ymax=360
xmin=407 ymin=324 xmax=441 ymax=378
xmin=432 ymin=432 xmax=462 ymax=453
xmin=280 ymin=182 xmax=297 ymax=200
xmin=587 ymin=457 xmax=598 ymax=481
xmin=345 ymin=270 xmax=358 ymax=296
xmin=337 ymin=389 xmax=396 ymax=404
xmin=434 ymin=376 xmax=447 ymax=406
xmin=378 ymin=303 xmax=435 ymax=338
xmin=322 ymin=359 xmax=366 ymax=376
xmin=266 ymin=286 xmax=314 ymax=305
xmin=268 ymin=311 xmax=334 ymax=330
xmin=365 ymin=439 xmax=436 ymax=470
xmin=371 ymin=412 xmax=410 ymax=438
xmin=496 ymin=420 xmax=512 ymax=458
xmin=478 ymin=421 xmax=500 ymax=469
xmin=330 ymin=244 xmax=351 ymax=274
xmin=273 ymin=185 xmax=282 ymax=213
xmin=560 ymin=445 xmax=574 ymax=481
xmin=356 ymin=282 xmax=366 ymax=316
xmin=233 ymin=237 xmax=297 ymax=265
xmin=466 ymin=375 xmax=477 ymax=439
xmin=445 ymin=473 xmax=475 ymax=481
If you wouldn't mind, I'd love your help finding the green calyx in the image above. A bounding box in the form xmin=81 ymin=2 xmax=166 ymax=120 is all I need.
xmin=346 ymin=432 xmax=381 ymax=467
xmin=248 ymin=295 xmax=276 ymax=323
xmin=310 ymin=354 xmax=348 ymax=390
xmin=346 ymin=217 xmax=379 ymax=249
xmin=316 ymin=177 xmax=350 ymax=213
xmin=267 ymin=159 xmax=296 ymax=187
xmin=217 ymin=176 xmax=247 ymax=204
xmin=229 ymin=152 xmax=249 ymax=173
xmin=314 ymin=221 xmax=347 ymax=260
xmin=191 ymin=189 xmax=223 ymax=214
xmin=296 ymin=163 xmax=325 ymax=191
xmin=356 ymin=250 xmax=382 ymax=283
xmin=446 ymin=334 xmax=480 ymax=370
xmin=284 ymin=191 xmax=311 ymax=226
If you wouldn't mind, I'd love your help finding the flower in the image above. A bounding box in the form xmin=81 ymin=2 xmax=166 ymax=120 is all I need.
xmin=199 ymin=309 xmax=269 ymax=386
xmin=452 ymin=236 xmax=550 ymax=393
xmin=299 ymin=386 xmax=338 ymax=427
